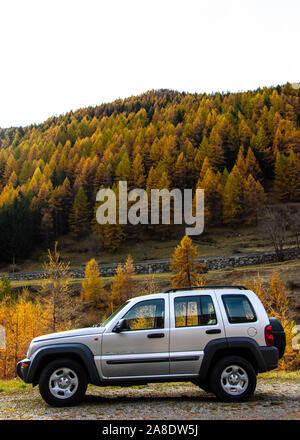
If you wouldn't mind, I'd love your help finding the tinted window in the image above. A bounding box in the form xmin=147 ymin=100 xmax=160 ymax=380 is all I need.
xmin=122 ymin=299 xmax=164 ymax=330
xmin=174 ymin=295 xmax=217 ymax=327
xmin=222 ymin=295 xmax=257 ymax=324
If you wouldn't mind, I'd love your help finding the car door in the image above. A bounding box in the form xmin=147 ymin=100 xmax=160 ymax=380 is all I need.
xmin=101 ymin=296 xmax=169 ymax=378
xmin=169 ymin=291 xmax=225 ymax=375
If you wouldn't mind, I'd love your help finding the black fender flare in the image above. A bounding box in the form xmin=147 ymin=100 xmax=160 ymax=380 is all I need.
xmin=27 ymin=343 xmax=101 ymax=385
xmin=198 ymin=337 xmax=273 ymax=381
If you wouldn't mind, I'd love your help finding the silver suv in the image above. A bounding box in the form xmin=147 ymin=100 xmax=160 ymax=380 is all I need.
xmin=17 ymin=285 xmax=285 ymax=406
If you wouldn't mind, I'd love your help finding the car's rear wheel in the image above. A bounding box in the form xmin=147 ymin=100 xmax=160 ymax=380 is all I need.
xmin=210 ymin=356 xmax=257 ymax=402
xmin=39 ymin=358 xmax=87 ymax=407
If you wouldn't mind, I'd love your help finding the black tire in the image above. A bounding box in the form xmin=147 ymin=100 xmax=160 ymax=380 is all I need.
xmin=191 ymin=379 xmax=211 ymax=393
xmin=209 ymin=356 xmax=257 ymax=402
xmin=198 ymin=382 xmax=211 ymax=393
xmin=38 ymin=358 xmax=87 ymax=407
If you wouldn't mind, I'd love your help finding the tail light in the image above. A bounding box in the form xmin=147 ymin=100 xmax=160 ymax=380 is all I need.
xmin=265 ymin=324 xmax=274 ymax=346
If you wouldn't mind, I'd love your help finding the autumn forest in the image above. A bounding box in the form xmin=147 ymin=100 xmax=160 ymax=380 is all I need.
xmin=0 ymin=84 xmax=299 ymax=262
xmin=0 ymin=83 xmax=300 ymax=378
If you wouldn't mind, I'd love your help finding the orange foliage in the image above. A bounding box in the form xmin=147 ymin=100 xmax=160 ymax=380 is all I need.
xmin=0 ymin=290 xmax=53 ymax=379
xmin=245 ymin=273 xmax=300 ymax=370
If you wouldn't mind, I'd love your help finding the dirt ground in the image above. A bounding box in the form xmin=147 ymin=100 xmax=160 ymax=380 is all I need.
xmin=0 ymin=378 xmax=299 ymax=420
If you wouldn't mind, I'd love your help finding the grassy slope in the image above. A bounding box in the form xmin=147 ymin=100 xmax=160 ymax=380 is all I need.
xmin=9 ymin=258 xmax=300 ymax=321
xmin=2 ymin=218 xmax=299 ymax=273
xmin=3 ymin=209 xmax=300 ymax=320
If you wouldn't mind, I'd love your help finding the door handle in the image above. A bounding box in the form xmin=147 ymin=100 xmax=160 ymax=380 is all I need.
xmin=206 ymin=329 xmax=221 ymax=334
xmin=147 ymin=333 xmax=165 ymax=338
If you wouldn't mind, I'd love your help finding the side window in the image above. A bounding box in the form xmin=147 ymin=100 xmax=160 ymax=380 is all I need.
xmin=174 ymin=295 xmax=217 ymax=327
xmin=122 ymin=299 xmax=164 ymax=331
xmin=200 ymin=295 xmax=217 ymax=326
xmin=222 ymin=295 xmax=257 ymax=324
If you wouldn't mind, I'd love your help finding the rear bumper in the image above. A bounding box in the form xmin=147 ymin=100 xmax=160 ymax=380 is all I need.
xmin=259 ymin=346 xmax=279 ymax=372
xmin=16 ymin=359 xmax=31 ymax=383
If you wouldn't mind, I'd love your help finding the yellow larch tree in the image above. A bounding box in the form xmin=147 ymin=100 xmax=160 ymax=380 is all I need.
xmin=110 ymin=255 xmax=136 ymax=313
xmin=245 ymin=272 xmax=300 ymax=370
xmin=170 ymin=235 xmax=205 ymax=288
xmin=81 ymin=258 xmax=108 ymax=309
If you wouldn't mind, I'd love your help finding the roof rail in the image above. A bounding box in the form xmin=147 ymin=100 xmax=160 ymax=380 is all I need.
xmin=164 ymin=285 xmax=247 ymax=293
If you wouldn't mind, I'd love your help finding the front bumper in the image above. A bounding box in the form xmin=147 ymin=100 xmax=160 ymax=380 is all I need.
xmin=16 ymin=359 xmax=31 ymax=383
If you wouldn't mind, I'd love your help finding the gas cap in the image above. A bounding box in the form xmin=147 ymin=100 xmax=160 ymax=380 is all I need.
xmin=247 ymin=327 xmax=257 ymax=337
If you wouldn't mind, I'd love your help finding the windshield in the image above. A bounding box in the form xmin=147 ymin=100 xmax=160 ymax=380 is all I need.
xmin=100 ymin=302 xmax=129 ymax=327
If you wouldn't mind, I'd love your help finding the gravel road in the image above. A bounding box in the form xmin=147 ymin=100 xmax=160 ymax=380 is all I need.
xmin=0 ymin=379 xmax=299 ymax=420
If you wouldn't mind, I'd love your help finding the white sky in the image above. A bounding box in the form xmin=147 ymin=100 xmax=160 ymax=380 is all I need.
xmin=0 ymin=0 xmax=299 ymax=128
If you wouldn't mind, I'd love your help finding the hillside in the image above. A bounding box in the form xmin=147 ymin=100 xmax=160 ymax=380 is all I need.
xmin=0 ymin=84 xmax=299 ymax=264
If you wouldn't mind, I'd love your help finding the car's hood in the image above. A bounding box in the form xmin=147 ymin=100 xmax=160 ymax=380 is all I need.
xmin=32 ymin=326 xmax=105 ymax=343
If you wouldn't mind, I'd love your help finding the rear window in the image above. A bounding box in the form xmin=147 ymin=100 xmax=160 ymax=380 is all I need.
xmin=174 ymin=295 xmax=217 ymax=327
xmin=222 ymin=294 xmax=257 ymax=324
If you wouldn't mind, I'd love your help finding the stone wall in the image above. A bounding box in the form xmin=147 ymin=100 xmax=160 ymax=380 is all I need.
xmin=3 ymin=247 xmax=300 ymax=281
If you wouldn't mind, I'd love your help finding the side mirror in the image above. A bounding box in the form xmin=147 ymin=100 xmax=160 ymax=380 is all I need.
xmin=113 ymin=318 xmax=126 ymax=333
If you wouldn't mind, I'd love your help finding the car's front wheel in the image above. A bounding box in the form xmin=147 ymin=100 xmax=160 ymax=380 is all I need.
xmin=39 ymin=358 xmax=87 ymax=407
xmin=209 ymin=356 xmax=257 ymax=402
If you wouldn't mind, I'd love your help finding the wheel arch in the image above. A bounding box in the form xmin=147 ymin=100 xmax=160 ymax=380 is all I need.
xmin=27 ymin=343 xmax=101 ymax=386
xmin=199 ymin=337 xmax=266 ymax=382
